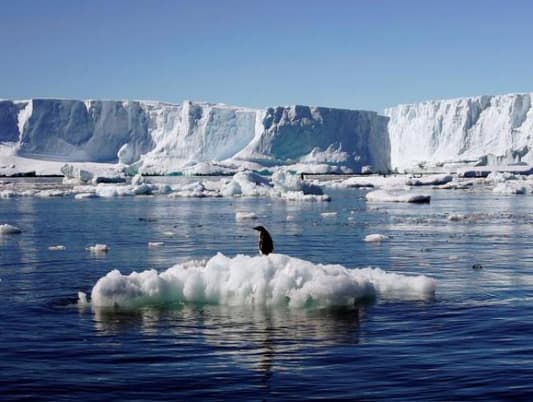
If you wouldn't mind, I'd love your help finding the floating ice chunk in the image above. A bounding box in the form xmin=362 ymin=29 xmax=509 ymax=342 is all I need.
xmin=132 ymin=184 xmax=154 ymax=195
xmin=167 ymin=181 xmax=217 ymax=198
xmin=485 ymin=171 xmax=518 ymax=183
xmin=95 ymin=184 xmax=134 ymax=198
xmin=77 ymin=291 xmax=88 ymax=306
xmin=130 ymin=173 xmax=144 ymax=185
xmin=36 ymin=189 xmax=69 ymax=198
xmin=448 ymin=214 xmax=466 ymax=221
xmin=320 ymin=212 xmax=337 ymax=218
xmin=366 ymin=190 xmax=431 ymax=204
xmin=435 ymin=180 xmax=473 ymax=190
xmin=0 ymin=224 xmax=22 ymax=234
xmin=235 ymin=212 xmax=258 ymax=221
xmin=492 ymin=182 xmax=528 ymax=194
xmin=61 ymin=164 xmax=94 ymax=184
xmin=364 ymin=234 xmax=389 ymax=242
xmin=286 ymin=215 xmax=296 ymax=221
xmin=0 ymin=190 xmax=18 ymax=198
xmin=148 ymin=242 xmax=164 ymax=247
xmin=279 ymin=191 xmax=331 ymax=202
xmin=48 ymin=245 xmax=66 ymax=251
xmin=74 ymin=192 xmax=99 ymax=199
xmin=271 ymin=170 xmax=323 ymax=195
xmin=89 ymin=253 xmax=436 ymax=309
xmin=406 ymin=174 xmax=453 ymax=186
xmin=221 ymin=171 xmax=272 ymax=197
xmin=86 ymin=244 xmax=109 ymax=253
xmin=163 ymin=231 xmax=175 ymax=236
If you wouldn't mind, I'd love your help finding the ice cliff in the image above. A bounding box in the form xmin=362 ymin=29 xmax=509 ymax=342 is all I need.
xmin=0 ymin=99 xmax=390 ymax=174
xmin=385 ymin=93 xmax=533 ymax=171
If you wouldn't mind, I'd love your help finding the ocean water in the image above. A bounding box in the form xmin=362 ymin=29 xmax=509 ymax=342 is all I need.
xmin=1 ymin=181 xmax=533 ymax=400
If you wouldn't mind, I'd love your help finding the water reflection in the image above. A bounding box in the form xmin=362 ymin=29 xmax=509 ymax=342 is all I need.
xmin=90 ymin=303 xmax=363 ymax=375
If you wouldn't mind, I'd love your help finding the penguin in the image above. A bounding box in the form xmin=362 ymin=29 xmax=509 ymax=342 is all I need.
xmin=253 ymin=226 xmax=274 ymax=255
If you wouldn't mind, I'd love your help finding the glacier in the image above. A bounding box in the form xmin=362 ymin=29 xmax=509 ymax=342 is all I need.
xmin=0 ymin=99 xmax=390 ymax=175
xmin=385 ymin=93 xmax=533 ymax=171
xmin=3 ymin=93 xmax=533 ymax=177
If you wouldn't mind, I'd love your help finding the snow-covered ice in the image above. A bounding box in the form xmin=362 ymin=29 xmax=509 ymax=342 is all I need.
xmin=148 ymin=242 xmax=164 ymax=247
xmin=86 ymin=244 xmax=109 ymax=253
xmin=364 ymin=234 xmax=389 ymax=242
xmin=235 ymin=212 xmax=258 ymax=221
xmin=87 ymin=253 xmax=436 ymax=309
xmin=48 ymin=245 xmax=66 ymax=251
xmin=366 ymin=189 xmax=431 ymax=204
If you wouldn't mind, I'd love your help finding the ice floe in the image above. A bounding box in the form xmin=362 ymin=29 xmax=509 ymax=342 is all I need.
xmin=366 ymin=189 xmax=431 ymax=204
xmin=148 ymin=242 xmax=164 ymax=247
xmin=48 ymin=245 xmax=66 ymax=251
xmin=87 ymin=253 xmax=436 ymax=309
xmin=364 ymin=234 xmax=389 ymax=242
xmin=235 ymin=212 xmax=258 ymax=221
xmin=86 ymin=244 xmax=109 ymax=253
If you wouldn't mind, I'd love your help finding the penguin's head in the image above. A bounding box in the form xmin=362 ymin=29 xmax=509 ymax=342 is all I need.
xmin=253 ymin=226 xmax=265 ymax=232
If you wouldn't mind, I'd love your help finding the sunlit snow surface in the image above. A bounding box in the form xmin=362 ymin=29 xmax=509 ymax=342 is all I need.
xmin=87 ymin=253 xmax=435 ymax=309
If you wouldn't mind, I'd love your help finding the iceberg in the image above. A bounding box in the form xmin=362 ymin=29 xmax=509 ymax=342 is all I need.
xmin=0 ymin=99 xmax=391 ymax=176
xmin=385 ymin=93 xmax=533 ymax=171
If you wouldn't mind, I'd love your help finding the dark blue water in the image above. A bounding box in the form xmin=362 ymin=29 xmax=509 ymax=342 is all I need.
xmin=2 ymin=183 xmax=533 ymax=400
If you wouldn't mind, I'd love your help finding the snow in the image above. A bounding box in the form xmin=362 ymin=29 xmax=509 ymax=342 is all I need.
xmin=386 ymin=93 xmax=533 ymax=171
xmin=87 ymin=252 xmax=436 ymax=309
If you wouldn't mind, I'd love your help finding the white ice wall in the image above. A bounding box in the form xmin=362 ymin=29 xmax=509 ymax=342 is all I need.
xmin=0 ymin=99 xmax=391 ymax=174
xmin=385 ymin=93 xmax=533 ymax=170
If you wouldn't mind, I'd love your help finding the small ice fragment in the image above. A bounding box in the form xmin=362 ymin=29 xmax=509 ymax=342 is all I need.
xmin=448 ymin=214 xmax=466 ymax=221
xmin=48 ymin=245 xmax=66 ymax=251
xmin=86 ymin=244 xmax=109 ymax=253
xmin=0 ymin=224 xmax=22 ymax=234
xmin=74 ymin=193 xmax=99 ymax=199
xmin=286 ymin=215 xmax=296 ymax=221
xmin=77 ymin=291 xmax=88 ymax=306
xmin=163 ymin=231 xmax=175 ymax=236
xmin=148 ymin=241 xmax=164 ymax=247
xmin=320 ymin=212 xmax=337 ymax=218
xmin=235 ymin=212 xmax=258 ymax=220
xmin=364 ymin=234 xmax=389 ymax=242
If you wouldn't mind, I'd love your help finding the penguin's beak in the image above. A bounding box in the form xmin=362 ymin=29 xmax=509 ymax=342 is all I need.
xmin=253 ymin=226 xmax=260 ymax=231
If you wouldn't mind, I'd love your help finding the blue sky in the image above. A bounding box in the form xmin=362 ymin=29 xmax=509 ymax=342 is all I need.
xmin=1 ymin=0 xmax=532 ymax=112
